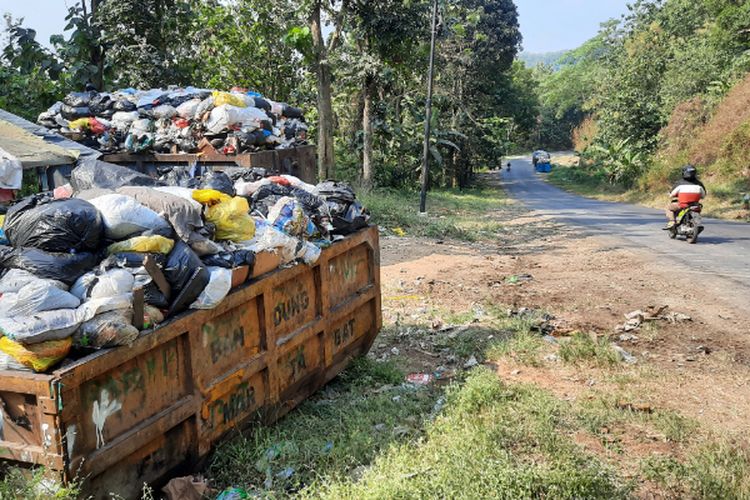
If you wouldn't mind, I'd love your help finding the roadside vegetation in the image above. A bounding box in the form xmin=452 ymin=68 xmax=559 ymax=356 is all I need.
xmin=203 ymin=186 xmax=750 ymax=499
xmin=531 ymin=0 xmax=750 ymax=221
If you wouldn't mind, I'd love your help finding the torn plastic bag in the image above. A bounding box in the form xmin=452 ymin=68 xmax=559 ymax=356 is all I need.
xmin=164 ymin=241 xmax=210 ymax=315
xmin=0 ymin=280 xmax=80 ymax=317
xmin=190 ymin=267 xmax=232 ymax=310
xmin=0 ymin=246 xmax=98 ymax=286
xmin=4 ymin=197 xmax=104 ymax=253
xmin=0 ymin=269 xmax=67 ymax=294
xmin=75 ymin=310 xmax=139 ymax=348
xmin=0 ymin=336 xmax=72 ymax=373
xmin=113 ymin=99 xmax=137 ymax=112
xmin=199 ymin=171 xmax=236 ymax=196
xmin=88 ymin=194 xmax=171 ymax=240
xmin=235 ymin=178 xmax=270 ymax=197
xmin=70 ymin=159 xmax=160 ymax=191
xmin=0 ymin=147 xmax=23 ymax=190
xmin=0 ymin=309 xmax=81 ymax=344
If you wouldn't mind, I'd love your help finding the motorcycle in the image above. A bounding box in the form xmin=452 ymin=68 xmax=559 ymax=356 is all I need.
xmin=669 ymin=203 xmax=704 ymax=244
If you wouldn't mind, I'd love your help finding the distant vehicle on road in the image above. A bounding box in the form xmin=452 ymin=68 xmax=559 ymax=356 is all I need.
xmin=532 ymin=150 xmax=551 ymax=173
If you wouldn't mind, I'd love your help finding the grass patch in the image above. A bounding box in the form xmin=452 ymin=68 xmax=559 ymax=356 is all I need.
xmin=314 ymin=369 xmax=629 ymax=499
xmin=547 ymin=164 xmax=628 ymax=198
xmin=360 ymin=186 xmax=511 ymax=242
xmin=559 ymin=332 xmax=619 ymax=366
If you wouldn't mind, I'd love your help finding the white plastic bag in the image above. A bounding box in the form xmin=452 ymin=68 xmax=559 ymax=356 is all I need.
xmin=152 ymin=104 xmax=177 ymax=120
xmin=176 ymin=99 xmax=202 ymax=119
xmin=0 ymin=146 xmax=23 ymax=190
xmin=0 ymin=280 xmax=80 ymax=317
xmin=0 ymin=309 xmax=81 ymax=344
xmin=235 ymin=179 xmax=270 ymax=197
xmin=111 ymin=111 xmax=139 ymax=130
xmin=206 ymin=105 xmax=268 ymax=134
xmin=154 ymin=187 xmax=202 ymax=209
xmin=0 ymin=269 xmax=67 ymax=294
xmin=190 ymin=267 xmax=232 ymax=310
xmin=89 ymin=194 xmax=171 ymax=240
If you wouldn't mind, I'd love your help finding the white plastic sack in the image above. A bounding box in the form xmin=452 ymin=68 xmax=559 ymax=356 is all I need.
xmin=0 ymin=280 xmax=80 ymax=317
xmin=281 ymin=175 xmax=316 ymax=193
xmin=0 ymin=309 xmax=81 ymax=344
xmin=0 ymin=146 xmax=23 ymax=190
xmin=176 ymin=99 xmax=202 ymax=119
xmin=0 ymin=269 xmax=68 ymax=294
xmin=206 ymin=105 xmax=268 ymax=134
xmin=89 ymin=194 xmax=171 ymax=240
xmin=73 ymin=269 xmax=134 ymax=302
xmin=235 ymin=178 xmax=270 ymax=197
xmin=111 ymin=111 xmax=139 ymax=130
xmin=190 ymin=267 xmax=232 ymax=310
xmin=152 ymin=104 xmax=177 ymax=120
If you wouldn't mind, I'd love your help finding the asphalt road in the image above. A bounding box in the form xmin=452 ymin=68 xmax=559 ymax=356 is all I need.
xmin=502 ymin=156 xmax=750 ymax=302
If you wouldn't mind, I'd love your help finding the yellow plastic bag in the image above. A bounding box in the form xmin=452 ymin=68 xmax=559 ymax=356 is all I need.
xmin=192 ymin=189 xmax=255 ymax=241
xmin=68 ymin=117 xmax=91 ymax=131
xmin=212 ymin=91 xmax=247 ymax=108
xmin=107 ymin=235 xmax=175 ymax=255
xmin=0 ymin=336 xmax=72 ymax=372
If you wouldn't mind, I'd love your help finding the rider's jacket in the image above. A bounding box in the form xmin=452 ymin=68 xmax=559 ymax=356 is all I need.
xmin=670 ymin=179 xmax=706 ymax=207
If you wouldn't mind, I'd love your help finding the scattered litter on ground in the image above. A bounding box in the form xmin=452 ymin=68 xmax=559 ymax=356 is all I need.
xmin=162 ymin=476 xmax=208 ymax=500
xmin=611 ymin=344 xmax=637 ymax=364
xmin=615 ymin=306 xmax=692 ymax=333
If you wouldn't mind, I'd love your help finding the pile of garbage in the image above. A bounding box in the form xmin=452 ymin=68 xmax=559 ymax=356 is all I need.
xmin=0 ymin=160 xmax=368 ymax=373
xmin=37 ymin=87 xmax=309 ymax=154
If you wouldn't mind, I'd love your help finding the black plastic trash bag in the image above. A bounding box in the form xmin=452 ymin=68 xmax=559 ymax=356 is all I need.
xmin=158 ymin=166 xmax=200 ymax=188
xmin=202 ymin=250 xmax=255 ymax=270
xmin=70 ymin=159 xmax=160 ymax=191
xmin=113 ymin=99 xmax=137 ymax=112
xmin=315 ymin=181 xmax=370 ymax=235
xmin=4 ymin=197 xmax=104 ymax=253
xmin=228 ymin=167 xmax=267 ymax=183
xmin=63 ymin=91 xmax=96 ymax=107
xmin=61 ymin=104 xmax=91 ymax=120
xmin=164 ymin=242 xmax=209 ymax=315
xmin=251 ymin=183 xmax=292 ymax=217
xmin=281 ymin=104 xmax=304 ymax=119
xmin=199 ymin=171 xmax=236 ymax=196
xmin=0 ymin=246 xmax=99 ymax=286
xmin=89 ymin=94 xmax=114 ymax=116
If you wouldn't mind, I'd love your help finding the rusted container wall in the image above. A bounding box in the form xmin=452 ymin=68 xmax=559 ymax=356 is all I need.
xmin=0 ymin=226 xmax=380 ymax=499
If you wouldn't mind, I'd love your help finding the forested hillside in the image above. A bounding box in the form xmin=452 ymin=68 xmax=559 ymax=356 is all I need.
xmin=0 ymin=0 xmax=539 ymax=189
xmin=536 ymin=0 xmax=750 ymax=217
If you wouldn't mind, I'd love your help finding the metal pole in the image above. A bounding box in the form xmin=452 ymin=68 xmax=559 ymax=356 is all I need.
xmin=419 ymin=0 xmax=439 ymax=214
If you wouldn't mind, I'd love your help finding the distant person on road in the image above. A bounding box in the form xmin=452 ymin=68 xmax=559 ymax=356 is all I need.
xmin=664 ymin=165 xmax=706 ymax=230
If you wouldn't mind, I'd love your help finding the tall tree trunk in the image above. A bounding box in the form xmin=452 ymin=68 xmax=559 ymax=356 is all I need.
xmin=362 ymin=77 xmax=375 ymax=188
xmin=310 ymin=1 xmax=335 ymax=181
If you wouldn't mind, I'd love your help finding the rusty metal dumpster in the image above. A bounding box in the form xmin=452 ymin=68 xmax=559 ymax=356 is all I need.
xmin=0 ymin=226 xmax=381 ymax=498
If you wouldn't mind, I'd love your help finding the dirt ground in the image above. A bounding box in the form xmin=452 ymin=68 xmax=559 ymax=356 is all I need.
xmin=379 ymin=196 xmax=750 ymax=438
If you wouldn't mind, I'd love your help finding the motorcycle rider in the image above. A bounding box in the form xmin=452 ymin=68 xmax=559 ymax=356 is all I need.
xmin=664 ymin=165 xmax=706 ymax=230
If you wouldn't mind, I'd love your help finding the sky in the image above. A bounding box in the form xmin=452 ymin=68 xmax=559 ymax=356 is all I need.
xmin=516 ymin=0 xmax=631 ymax=53
xmin=0 ymin=0 xmax=631 ymax=54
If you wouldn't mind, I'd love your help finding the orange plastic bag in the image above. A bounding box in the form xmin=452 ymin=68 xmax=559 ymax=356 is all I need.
xmin=0 ymin=336 xmax=72 ymax=372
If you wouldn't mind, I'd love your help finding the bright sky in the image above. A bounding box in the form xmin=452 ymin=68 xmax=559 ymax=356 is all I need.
xmin=516 ymin=0 xmax=631 ymax=53
xmin=0 ymin=0 xmax=631 ymax=54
